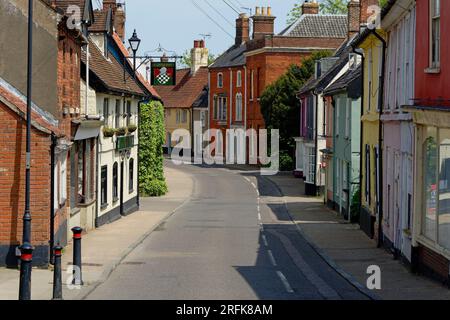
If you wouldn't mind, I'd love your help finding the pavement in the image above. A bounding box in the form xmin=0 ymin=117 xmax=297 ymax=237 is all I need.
xmin=0 ymin=163 xmax=193 ymax=300
xmin=264 ymin=173 xmax=450 ymax=300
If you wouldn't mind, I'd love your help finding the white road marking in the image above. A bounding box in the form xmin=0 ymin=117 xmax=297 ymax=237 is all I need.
xmin=276 ymin=271 xmax=294 ymax=293
xmin=267 ymin=250 xmax=277 ymax=267
xmin=262 ymin=234 xmax=269 ymax=247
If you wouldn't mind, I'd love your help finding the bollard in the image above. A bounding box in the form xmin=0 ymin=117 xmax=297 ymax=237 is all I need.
xmin=71 ymin=227 xmax=83 ymax=286
xmin=52 ymin=245 xmax=63 ymax=300
xmin=18 ymin=243 xmax=33 ymax=300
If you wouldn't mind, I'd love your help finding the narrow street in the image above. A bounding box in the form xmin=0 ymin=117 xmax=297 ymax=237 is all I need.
xmin=86 ymin=162 xmax=369 ymax=300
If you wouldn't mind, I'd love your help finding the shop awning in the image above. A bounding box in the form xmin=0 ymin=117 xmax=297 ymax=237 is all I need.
xmin=74 ymin=120 xmax=102 ymax=141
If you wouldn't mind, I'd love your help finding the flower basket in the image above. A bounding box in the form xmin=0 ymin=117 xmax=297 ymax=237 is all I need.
xmin=128 ymin=124 xmax=138 ymax=133
xmin=116 ymin=127 xmax=127 ymax=136
xmin=103 ymin=127 xmax=116 ymax=138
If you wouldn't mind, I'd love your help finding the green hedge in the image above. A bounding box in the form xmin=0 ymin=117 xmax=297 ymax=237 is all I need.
xmin=139 ymin=101 xmax=168 ymax=197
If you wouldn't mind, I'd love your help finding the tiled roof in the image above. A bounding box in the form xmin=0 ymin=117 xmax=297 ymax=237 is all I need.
xmin=89 ymin=9 xmax=110 ymax=33
xmin=0 ymin=76 xmax=60 ymax=135
xmin=192 ymin=86 xmax=208 ymax=109
xmin=111 ymin=33 xmax=161 ymax=99
xmin=323 ymin=64 xmax=362 ymax=95
xmin=209 ymin=43 xmax=246 ymax=69
xmin=155 ymin=67 xmax=208 ymax=109
xmin=280 ymin=14 xmax=348 ymax=38
xmin=82 ymin=39 xmax=145 ymax=96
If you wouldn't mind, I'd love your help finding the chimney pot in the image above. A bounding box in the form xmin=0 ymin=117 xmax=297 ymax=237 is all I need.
xmin=301 ymin=0 xmax=319 ymax=15
xmin=267 ymin=7 xmax=272 ymax=16
xmin=255 ymin=7 xmax=261 ymax=15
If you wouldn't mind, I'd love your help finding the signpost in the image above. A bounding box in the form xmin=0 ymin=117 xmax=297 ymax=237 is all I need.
xmin=151 ymin=62 xmax=177 ymax=86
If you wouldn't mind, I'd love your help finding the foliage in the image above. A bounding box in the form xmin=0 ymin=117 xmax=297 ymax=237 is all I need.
xmin=139 ymin=101 xmax=168 ymax=197
xmin=279 ymin=152 xmax=295 ymax=172
xmin=286 ymin=3 xmax=303 ymax=25
xmin=127 ymin=124 xmax=138 ymax=133
xmin=260 ymin=51 xmax=332 ymax=160
xmin=350 ymin=187 xmax=361 ymax=223
xmin=180 ymin=50 xmax=216 ymax=68
xmin=103 ymin=127 xmax=116 ymax=138
xmin=116 ymin=127 xmax=127 ymax=136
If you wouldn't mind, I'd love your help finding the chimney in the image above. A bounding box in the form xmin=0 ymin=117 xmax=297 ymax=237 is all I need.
xmin=252 ymin=6 xmax=275 ymax=40
xmin=347 ymin=0 xmax=360 ymax=39
xmin=114 ymin=3 xmax=126 ymax=41
xmin=235 ymin=13 xmax=249 ymax=46
xmin=301 ymin=0 xmax=319 ymax=15
xmin=360 ymin=0 xmax=380 ymax=26
xmin=103 ymin=0 xmax=117 ymax=12
xmin=191 ymin=40 xmax=209 ymax=74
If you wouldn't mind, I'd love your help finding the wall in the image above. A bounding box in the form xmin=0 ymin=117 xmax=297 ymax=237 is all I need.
xmin=165 ymin=107 xmax=191 ymax=148
xmin=0 ymin=102 xmax=52 ymax=266
xmin=0 ymin=0 xmax=58 ymax=116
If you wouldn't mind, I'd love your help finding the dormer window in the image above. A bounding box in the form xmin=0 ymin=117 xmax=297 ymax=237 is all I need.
xmin=217 ymin=73 xmax=223 ymax=88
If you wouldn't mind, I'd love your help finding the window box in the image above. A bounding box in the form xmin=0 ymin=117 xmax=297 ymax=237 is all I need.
xmin=127 ymin=124 xmax=138 ymax=133
xmin=103 ymin=127 xmax=116 ymax=138
xmin=116 ymin=127 xmax=127 ymax=136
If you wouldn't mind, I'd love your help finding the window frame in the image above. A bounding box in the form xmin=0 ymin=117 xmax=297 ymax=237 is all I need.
xmin=430 ymin=0 xmax=441 ymax=69
xmin=101 ymin=165 xmax=108 ymax=208
xmin=217 ymin=73 xmax=223 ymax=88
xmin=235 ymin=93 xmax=243 ymax=122
xmin=113 ymin=162 xmax=118 ymax=202
xmin=103 ymin=98 xmax=109 ymax=127
xmin=236 ymin=70 xmax=242 ymax=87
xmin=129 ymin=158 xmax=134 ymax=193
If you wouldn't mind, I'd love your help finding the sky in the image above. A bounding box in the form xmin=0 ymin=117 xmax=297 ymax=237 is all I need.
xmin=102 ymin=0 xmax=302 ymax=58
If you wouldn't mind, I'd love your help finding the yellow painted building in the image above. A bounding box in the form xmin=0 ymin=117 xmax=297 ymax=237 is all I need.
xmin=356 ymin=29 xmax=386 ymax=239
xmin=164 ymin=107 xmax=192 ymax=148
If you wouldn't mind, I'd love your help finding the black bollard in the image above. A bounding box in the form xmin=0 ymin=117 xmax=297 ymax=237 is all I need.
xmin=71 ymin=227 xmax=83 ymax=286
xmin=52 ymin=245 xmax=63 ymax=300
xmin=18 ymin=243 xmax=33 ymax=300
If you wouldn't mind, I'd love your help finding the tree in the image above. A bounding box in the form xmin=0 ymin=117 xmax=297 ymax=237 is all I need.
xmin=180 ymin=50 xmax=216 ymax=68
xmin=320 ymin=0 xmax=349 ymax=14
xmin=260 ymin=51 xmax=332 ymax=170
xmin=139 ymin=101 xmax=168 ymax=197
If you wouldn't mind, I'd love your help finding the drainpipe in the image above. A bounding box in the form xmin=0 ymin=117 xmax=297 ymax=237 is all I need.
xmin=370 ymin=29 xmax=387 ymax=248
xmin=49 ymin=133 xmax=57 ymax=264
xmin=94 ymin=135 xmax=100 ymax=227
xmin=352 ymin=46 xmax=365 ymax=230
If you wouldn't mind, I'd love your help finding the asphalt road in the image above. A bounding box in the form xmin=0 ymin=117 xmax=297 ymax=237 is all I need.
xmin=86 ymin=162 xmax=369 ymax=300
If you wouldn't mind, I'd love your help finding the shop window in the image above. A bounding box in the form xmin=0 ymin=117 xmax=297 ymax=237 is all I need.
xmin=423 ymin=127 xmax=438 ymax=241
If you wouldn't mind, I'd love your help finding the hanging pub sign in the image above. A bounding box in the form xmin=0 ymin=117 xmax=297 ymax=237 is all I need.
xmin=151 ymin=61 xmax=176 ymax=86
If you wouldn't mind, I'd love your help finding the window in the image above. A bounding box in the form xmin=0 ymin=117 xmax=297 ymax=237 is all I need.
xmin=59 ymin=153 xmax=67 ymax=205
xmin=305 ymin=146 xmax=316 ymax=184
xmin=367 ymin=48 xmax=373 ymax=112
xmin=101 ymin=166 xmax=108 ymax=207
xmin=365 ymin=144 xmax=371 ymax=205
xmin=336 ymin=97 xmax=340 ymax=136
xmin=235 ymin=93 xmax=243 ymax=121
xmin=126 ymin=101 xmax=132 ymax=126
xmin=217 ymin=73 xmax=223 ymax=88
xmin=374 ymin=146 xmax=380 ymax=213
xmin=177 ymin=110 xmax=188 ymax=123
xmin=345 ymin=98 xmax=351 ymax=138
xmin=423 ymin=127 xmax=438 ymax=241
xmin=214 ymin=96 xmax=227 ymax=121
xmin=113 ymin=162 xmax=118 ymax=201
xmin=115 ymin=99 xmax=121 ymax=128
xmin=430 ymin=0 xmax=440 ymax=68
xmin=129 ymin=158 xmax=134 ymax=193
xmin=103 ymin=98 xmax=109 ymax=126
xmin=250 ymin=70 xmax=254 ymax=100
xmin=236 ymin=71 xmax=242 ymax=87
xmin=76 ymin=140 xmax=93 ymax=205
xmin=213 ymin=95 xmax=218 ymax=120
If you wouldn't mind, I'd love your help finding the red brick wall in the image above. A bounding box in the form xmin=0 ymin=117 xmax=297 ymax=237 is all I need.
xmin=418 ymin=244 xmax=449 ymax=283
xmin=0 ymin=103 xmax=51 ymax=248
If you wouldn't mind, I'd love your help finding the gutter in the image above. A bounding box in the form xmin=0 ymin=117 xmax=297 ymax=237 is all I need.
xmin=370 ymin=29 xmax=387 ymax=248
xmin=352 ymin=46 xmax=365 ymax=231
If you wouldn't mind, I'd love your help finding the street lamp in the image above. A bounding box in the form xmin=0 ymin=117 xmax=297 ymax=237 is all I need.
xmin=128 ymin=29 xmax=141 ymax=74
xmin=19 ymin=0 xmax=34 ymax=300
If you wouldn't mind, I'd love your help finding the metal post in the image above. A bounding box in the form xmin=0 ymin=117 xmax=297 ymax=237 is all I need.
xmin=19 ymin=0 xmax=34 ymax=300
xmin=18 ymin=243 xmax=33 ymax=300
xmin=52 ymin=245 xmax=63 ymax=300
xmin=71 ymin=227 xmax=83 ymax=285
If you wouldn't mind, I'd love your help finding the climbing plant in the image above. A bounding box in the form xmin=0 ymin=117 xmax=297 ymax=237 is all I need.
xmin=139 ymin=100 xmax=168 ymax=197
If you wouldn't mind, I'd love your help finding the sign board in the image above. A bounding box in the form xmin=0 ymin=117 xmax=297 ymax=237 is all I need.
xmin=151 ymin=62 xmax=176 ymax=86
xmin=117 ymin=135 xmax=135 ymax=151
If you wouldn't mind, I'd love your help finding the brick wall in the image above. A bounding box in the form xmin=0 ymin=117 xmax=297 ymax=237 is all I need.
xmin=0 ymin=102 xmax=52 ymax=266
xmin=417 ymin=244 xmax=450 ymax=284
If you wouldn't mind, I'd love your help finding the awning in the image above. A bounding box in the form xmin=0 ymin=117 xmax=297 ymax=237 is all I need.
xmin=74 ymin=120 xmax=102 ymax=141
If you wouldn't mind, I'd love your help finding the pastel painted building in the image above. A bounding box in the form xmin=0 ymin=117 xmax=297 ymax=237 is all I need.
xmin=324 ymin=65 xmax=362 ymax=220
xmin=380 ymin=0 xmax=416 ymax=262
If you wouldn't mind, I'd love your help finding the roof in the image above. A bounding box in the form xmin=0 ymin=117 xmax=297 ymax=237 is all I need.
xmin=192 ymin=86 xmax=209 ymax=109
xmin=323 ymin=64 xmax=362 ymax=96
xmin=0 ymin=76 xmax=59 ymax=135
xmin=82 ymin=38 xmax=145 ymax=97
xmin=280 ymin=14 xmax=348 ymax=38
xmin=111 ymin=33 xmax=161 ymax=99
xmin=209 ymin=43 xmax=246 ymax=69
xmin=155 ymin=67 xmax=208 ymax=109
xmin=89 ymin=9 xmax=111 ymax=33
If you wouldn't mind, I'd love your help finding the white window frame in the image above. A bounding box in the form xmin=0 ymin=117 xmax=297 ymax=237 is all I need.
xmin=59 ymin=153 xmax=67 ymax=205
xmin=217 ymin=73 xmax=223 ymax=88
xmin=430 ymin=0 xmax=441 ymax=69
xmin=345 ymin=98 xmax=351 ymax=138
xmin=236 ymin=71 xmax=242 ymax=87
xmin=235 ymin=93 xmax=242 ymax=121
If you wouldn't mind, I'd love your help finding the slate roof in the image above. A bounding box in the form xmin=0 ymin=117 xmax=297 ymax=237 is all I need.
xmin=0 ymin=76 xmax=60 ymax=134
xmin=155 ymin=67 xmax=208 ymax=109
xmin=323 ymin=65 xmax=362 ymax=96
xmin=192 ymin=86 xmax=209 ymax=109
xmin=280 ymin=14 xmax=348 ymax=38
xmin=209 ymin=43 xmax=246 ymax=69
xmin=81 ymin=39 xmax=145 ymax=97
